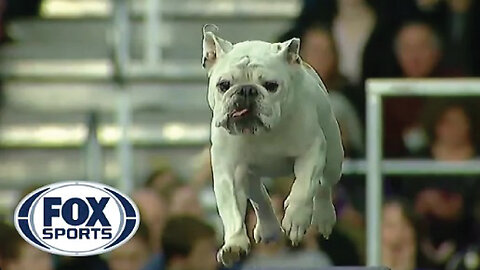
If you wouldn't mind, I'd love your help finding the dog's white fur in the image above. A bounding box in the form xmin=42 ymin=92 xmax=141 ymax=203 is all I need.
xmin=202 ymin=26 xmax=344 ymax=266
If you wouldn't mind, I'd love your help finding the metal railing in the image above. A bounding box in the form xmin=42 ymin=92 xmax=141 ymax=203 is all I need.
xmin=366 ymin=78 xmax=480 ymax=266
xmin=112 ymin=0 xmax=132 ymax=193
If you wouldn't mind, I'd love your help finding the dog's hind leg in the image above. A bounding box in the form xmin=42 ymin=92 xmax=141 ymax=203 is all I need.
xmin=312 ymin=184 xmax=336 ymax=239
xmin=246 ymin=173 xmax=283 ymax=244
xmin=313 ymin=97 xmax=344 ymax=239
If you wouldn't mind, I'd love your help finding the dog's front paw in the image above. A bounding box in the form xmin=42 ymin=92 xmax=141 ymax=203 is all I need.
xmin=312 ymin=198 xmax=336 ymax=239
xmin=217 ymin=237 xmax=250 ymax=266
xmin=254 ymin=218 xmax=283 ymax=244
xmin=281 ymin=198 xmax=313 ymax=245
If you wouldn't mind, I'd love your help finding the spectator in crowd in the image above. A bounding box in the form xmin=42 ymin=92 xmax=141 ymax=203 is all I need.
xmin=108 ymin=222 xmax=151 ymax=270
xmin=145 ymin=165 xmax=178 ymax=200
xmin=421 ymin=100 xmax=479 ymax=160
xmin=329 ymin=0 xmax=378 ymax=86
xmin=384 ymin=21 xmax=445 ymax=157
xmin=132 ymin=188 xmax=169 ymax=253
xmin=393 ymin=21 xmax=445 ymax=78
xmin=286 ymin=0 xmax=396 ymax=88
xmin=0 ymin=221 xmax=53 ymax=270
xmin=396 ymin=0 xmax=480 ymax=75
xmin=169 ymin=184 xmax=204 ymax=217
xmin=160 ymin=216 xmax=218 ymax=270
xmin=299 ymin=24 xmax=364 ymax=157
xmin=382 ymin=198 xmax=427 ymax=270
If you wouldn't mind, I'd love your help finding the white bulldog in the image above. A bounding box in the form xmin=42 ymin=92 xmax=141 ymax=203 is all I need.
xmin=202 ymin=25 xmax=344 ymax=266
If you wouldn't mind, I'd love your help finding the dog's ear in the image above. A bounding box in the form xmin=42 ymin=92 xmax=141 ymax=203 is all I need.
xmin=278 ymin=37 xmax=301 ymax=64
xmin=202 ymin=25 xmax=233 ymax=71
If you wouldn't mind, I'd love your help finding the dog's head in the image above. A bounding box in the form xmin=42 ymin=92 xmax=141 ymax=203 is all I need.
xmin=202 ymin=25 xmax=302 ymax=135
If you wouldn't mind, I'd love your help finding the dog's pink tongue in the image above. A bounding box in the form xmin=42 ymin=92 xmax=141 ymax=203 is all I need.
xmin=232 ymin=108 xmax=249 ymax=117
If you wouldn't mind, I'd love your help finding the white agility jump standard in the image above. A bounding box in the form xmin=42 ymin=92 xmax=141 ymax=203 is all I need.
xmin=366 ymin=78 xmax=480 ymax=266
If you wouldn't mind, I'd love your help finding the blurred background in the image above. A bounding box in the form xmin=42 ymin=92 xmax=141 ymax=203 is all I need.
xmin=0 ymin=0 xmax=480 ymax=270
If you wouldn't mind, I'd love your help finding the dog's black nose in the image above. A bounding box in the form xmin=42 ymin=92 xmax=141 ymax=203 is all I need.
xmin=237 ymin=85 xmax=258 ymax=98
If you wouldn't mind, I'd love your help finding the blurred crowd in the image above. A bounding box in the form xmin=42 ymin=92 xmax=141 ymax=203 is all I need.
xmin=282 ymin=0 xmax=480 ymax=160
xmin=279 ymin=0 xmax=480 ymax=270
xmin=1 ymin=0 xmax=480 ymax=270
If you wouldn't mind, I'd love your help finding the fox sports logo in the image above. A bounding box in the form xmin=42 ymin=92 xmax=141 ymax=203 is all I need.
xmin=14 ymin=181 xmax=140 ymax=256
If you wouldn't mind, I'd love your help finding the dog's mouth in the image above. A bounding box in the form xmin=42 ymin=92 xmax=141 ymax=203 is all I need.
xmin=231 ymin=108 xmax=250 ymax=118
xmin=225 ymin=107 xmax=264 ymax=135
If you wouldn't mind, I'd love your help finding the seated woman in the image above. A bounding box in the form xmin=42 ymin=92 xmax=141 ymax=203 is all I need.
xmin=382 ymin=198 xmax=431 ymax=270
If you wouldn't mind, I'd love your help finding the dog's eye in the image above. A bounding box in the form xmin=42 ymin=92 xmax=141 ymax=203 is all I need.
xmin=263 ymin=81 xmax=279 ymax=93
xmin=217 ymin=80 xmax=231 ymax=92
